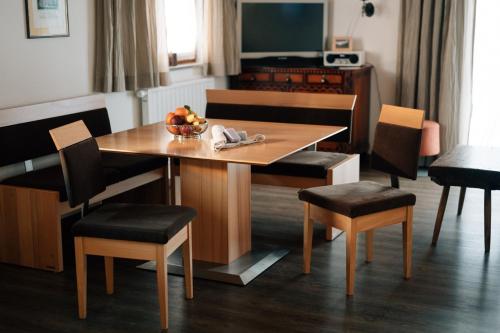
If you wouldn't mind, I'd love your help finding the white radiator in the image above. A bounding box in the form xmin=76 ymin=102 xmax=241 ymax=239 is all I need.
xmin=140 ymin=77 xmax=215 ymax=124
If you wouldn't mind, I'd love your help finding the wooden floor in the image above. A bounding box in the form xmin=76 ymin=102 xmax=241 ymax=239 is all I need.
xmin=1 ymin=170 xmax=500 ymax=332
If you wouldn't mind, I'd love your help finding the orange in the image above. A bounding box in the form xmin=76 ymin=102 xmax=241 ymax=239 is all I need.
xmin=175 ymin=107 xmax=189 ymax=117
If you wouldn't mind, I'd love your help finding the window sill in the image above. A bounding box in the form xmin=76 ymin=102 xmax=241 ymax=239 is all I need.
xmin=169 ymin=62 xmax=203 ymax=71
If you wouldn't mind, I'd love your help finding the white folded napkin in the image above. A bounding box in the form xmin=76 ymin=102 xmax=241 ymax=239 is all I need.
xmin=210 ymin=125 xmax=265 ymax=151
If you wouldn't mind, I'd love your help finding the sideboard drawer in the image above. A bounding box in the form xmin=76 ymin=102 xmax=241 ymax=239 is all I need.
xmin=238 ymin=73 xmax=271 ymax=82
xmin=307 ymin=74 xmax=342 ymax=85
xmin=274 ymin=73 xmax=304 ymax=84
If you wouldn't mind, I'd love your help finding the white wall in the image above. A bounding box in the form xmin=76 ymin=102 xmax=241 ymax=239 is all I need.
xmin=0 ymin=0 xmax=138 ymax=133
xmin=0 ymin=0 xmax=399 ymax=141
xmin=0 ymin=0 xmax=94 ymax=108
xmin=0 ymin=0 xmax=227 ymax=133
xmin=331 ymin=0 xmax=401 ymax=146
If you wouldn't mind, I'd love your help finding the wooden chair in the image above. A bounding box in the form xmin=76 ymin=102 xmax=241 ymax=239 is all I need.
xmin=299 ymin=105 xmax=424 ymax=295
xmin=49 ymin=121 xmax=195 ymax=331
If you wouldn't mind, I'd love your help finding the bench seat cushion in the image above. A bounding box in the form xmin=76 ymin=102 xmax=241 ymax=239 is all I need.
xmin=72 ymin=203 xmax=196 ymax=244
xmin=298 ymin=181 xmax=416 ymax=218
xmin=1 ymin=165 xmax=119 ymax=202
xmin=252 ymin=151 xmax=349 ymax=179
xmin=1 ymin=154 xmax=167 ymax=202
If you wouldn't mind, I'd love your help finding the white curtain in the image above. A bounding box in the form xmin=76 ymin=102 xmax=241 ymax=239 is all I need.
xmin=201 ymin=0 xmax=240 ymax=76
xmin=396 ymin=0 xmax=476 ymax=153
xmin=156 ymin=0 xmax=170 ymax=84
xmin=438 ymin=0 xmax=475 ymax=150
xmin=94 ymin=0 xmax=170 ymax=92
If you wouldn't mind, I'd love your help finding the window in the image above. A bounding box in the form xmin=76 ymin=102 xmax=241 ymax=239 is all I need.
xmin=165 ymin=0 xmax=199 ymax=64
xmin=469 ymin=1 xmax=500 ymax=145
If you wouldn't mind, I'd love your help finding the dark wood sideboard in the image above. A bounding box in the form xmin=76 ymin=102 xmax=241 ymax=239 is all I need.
xmin=229 ymin=65 xmax=372 ymax=153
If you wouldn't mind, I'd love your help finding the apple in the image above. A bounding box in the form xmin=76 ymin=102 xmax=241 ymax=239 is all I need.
xmin=168 ymin=125 xmax=180 ymax=135
xmin=170 ymin=115 xmax=185 ymax=125
xmin=165 ymin=112 xmax=175 ymax=124
xmin=180 ymin=126 xmax=193 ymax=136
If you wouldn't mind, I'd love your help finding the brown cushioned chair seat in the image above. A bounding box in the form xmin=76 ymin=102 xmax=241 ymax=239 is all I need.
xmin=298 ymin=181 xmax=416 ymax=218
xmin=1 ymin=154 xmax=167 ymax=202
xmin=252 ymin=151 xmax=349 ymax=179
xmin=72 ymin=203 xmax=196 ymax=244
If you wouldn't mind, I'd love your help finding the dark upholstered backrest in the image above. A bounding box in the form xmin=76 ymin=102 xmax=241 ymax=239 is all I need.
xmin=371 ymin=105 xmax=424 ymax=180
xmin=49 ymin=121 xmax=106 ymax=208
xmin=0 ymin=107 xmax=111 ymax=167
xmin=205 ymin=89 xmax=356 ymax=143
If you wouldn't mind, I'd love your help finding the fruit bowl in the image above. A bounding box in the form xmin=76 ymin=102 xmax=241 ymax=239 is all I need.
xmin=165 ymin=105 xmax=208 ymax=139
xmin=167 ymin=122 xmax=208 ymax=139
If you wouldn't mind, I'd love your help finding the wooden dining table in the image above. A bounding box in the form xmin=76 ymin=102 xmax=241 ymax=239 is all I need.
xmin=97 ymin=119 xmax=346 ymax=285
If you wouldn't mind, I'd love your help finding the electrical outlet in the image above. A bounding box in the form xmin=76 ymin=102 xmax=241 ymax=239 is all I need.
xmin=24 ymin=160 xmax=34 ymax=172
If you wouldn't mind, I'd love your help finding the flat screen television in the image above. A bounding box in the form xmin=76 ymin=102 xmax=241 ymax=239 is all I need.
xmin=238 ymin=0 xmax=328 ymax=59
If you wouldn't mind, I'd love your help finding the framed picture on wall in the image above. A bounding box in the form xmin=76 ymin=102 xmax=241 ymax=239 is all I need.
xmin=333 ymin=36 xmax=353 ymax=51
xmin=25 ymin=0 xmax=69 ymax=38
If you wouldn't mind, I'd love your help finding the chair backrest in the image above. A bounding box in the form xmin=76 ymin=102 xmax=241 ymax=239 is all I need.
xmin=205 ymin=89 xmax=356 ymax=143
xmin=371 ymin=105 xmax=424 ymax=180
xmin=49 ymin=120 xmax=106 ymax=208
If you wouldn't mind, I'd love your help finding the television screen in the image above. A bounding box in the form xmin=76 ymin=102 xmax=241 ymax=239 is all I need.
xmin=241 ymin=2 xmax=325 ymax=56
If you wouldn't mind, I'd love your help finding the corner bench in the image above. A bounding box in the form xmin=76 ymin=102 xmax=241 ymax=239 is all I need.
xmin=0 ymin=95 xmax=169 ymax=272
xmin=205 ymin=90 xmax=360 ymax=190
xmin=172 ymin=89 xmax=360 ymax=240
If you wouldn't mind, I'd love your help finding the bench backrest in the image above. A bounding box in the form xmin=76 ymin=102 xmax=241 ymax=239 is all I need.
xmin=205 ymin=89 xmax=356 ymax=143
xmin=0 ymin=95 xmax=111 ymax=168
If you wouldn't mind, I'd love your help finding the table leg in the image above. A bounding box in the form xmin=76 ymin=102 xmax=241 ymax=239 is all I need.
xmin=484 ymin=189 xmax=491 ymax=253
xmin=457 ymin=187 xmax=466 ymax=216
xmin=137 ymin=159 xmax=289 ymax=285
xmin=180 ymin=159 xmax=251 ymax=264
xmin=432 ymin=186 xmax=450 ymax=246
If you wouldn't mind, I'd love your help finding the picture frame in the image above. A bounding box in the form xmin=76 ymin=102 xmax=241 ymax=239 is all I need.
xmin=25 ymin=0 xmax=69 ymax=38
xmin=333 ymin=36 xmax=353 ymax=51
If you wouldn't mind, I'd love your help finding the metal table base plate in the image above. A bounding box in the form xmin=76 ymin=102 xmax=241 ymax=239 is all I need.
xmin=137 ymin=248 xmax=289 ymax=286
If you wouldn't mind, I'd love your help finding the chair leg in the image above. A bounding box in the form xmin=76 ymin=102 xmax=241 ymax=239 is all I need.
xmin=457 ymin=187 xmax=467 ymax=215
xmin=303 ymin=203 xmax=314 ymax=274
xmin=365 ymin=230 xmax=373 ymax=263
xmin=326 ymin=226 xmax=335 ymax=241
xmin=74 ymin=237 xmax=87 ymax=319
xmin=156 ymin=245 xmax=168 ymax=331
xmin=182 ymin=223 xmax=193 ymax=299
xmin=432 ymin=186 xmax=450 ymax=245
xmin=345 ymin=227 xmax=357 ymax=296
xmin=104 ymin=256 xmax=114 ymax=295
xmin=403 ymin=206 xmax=413 ymax=279
xmin=485 ymin=190 xmax=491 ymax=253
xmin=169 ymin=176 xmax=177 ymax=206
xmin=162 ymin=164 xmax=172 ymax=205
